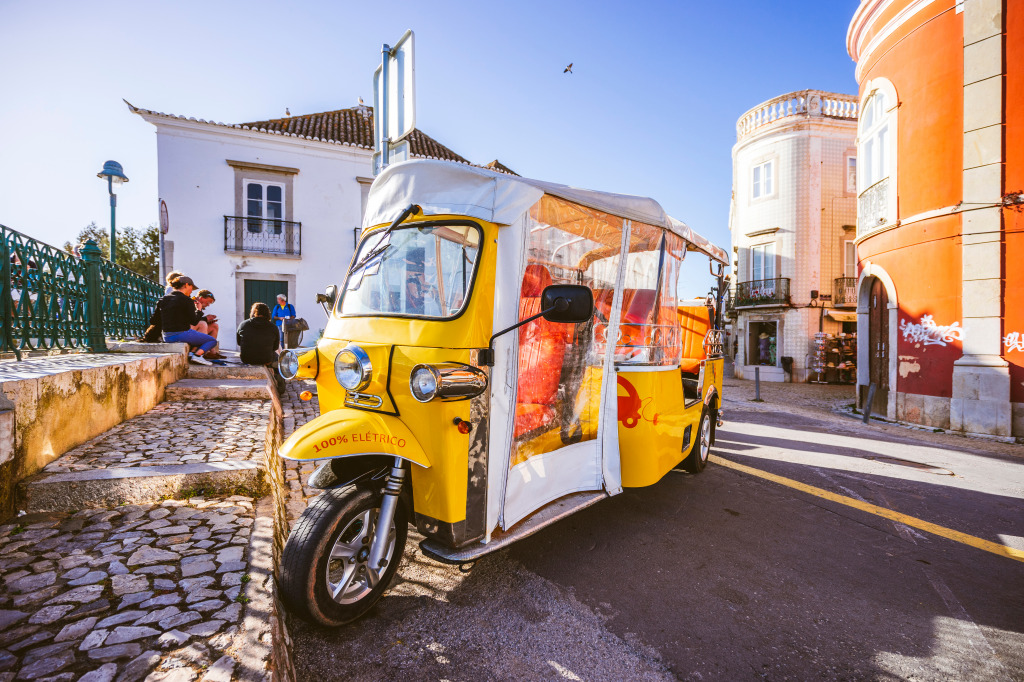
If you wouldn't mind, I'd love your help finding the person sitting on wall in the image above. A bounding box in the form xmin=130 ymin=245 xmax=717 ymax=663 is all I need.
xmin=192 ymin=289 xmax=222 ymax=358
xmin=164 ymin=270 xmax=184 ymax=295
xmin=237 ymin=302 xmax=284 ymax=391
xmin=157 ymin=276 xmax=217 ymax=365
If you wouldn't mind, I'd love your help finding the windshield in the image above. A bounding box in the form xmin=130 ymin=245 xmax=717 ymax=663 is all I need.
xmin=339 ymin=222 xmax=482 ymax=319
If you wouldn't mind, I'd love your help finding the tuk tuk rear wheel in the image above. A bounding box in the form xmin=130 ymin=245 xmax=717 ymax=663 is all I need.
xmin=279 ymin=485 xmax=408 ymax=627
xmin=681 ymin=408 xmax=714 ymax=474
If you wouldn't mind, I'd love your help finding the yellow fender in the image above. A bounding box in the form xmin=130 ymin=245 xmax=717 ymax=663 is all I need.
xmin=280 ymin=408 xmax=431 ymax=469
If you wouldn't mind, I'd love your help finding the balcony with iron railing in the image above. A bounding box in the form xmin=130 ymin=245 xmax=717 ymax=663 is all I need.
xmin=736 ymin=90 xmax=859 ymax=143
xmin=733 ymin=278 xmax=791 ymax=308
xmin=834 ymin=277 xmax=858 ymax=307
xmin=224 ymin=216 xmax=301 ymax=256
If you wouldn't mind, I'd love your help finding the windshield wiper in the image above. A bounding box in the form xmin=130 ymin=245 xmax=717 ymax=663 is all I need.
xmin=350 ymin=204 xmax=421 ymax=275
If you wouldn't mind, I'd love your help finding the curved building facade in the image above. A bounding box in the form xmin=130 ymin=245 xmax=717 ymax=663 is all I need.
xmin=848 ymin=0 xmax=1023 ymax=437
xmin=729 ymin=90 xmax=859 ymax=383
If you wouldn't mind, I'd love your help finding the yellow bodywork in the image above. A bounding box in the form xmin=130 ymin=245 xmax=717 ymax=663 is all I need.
xmin=281 ymin=408 xmax=431 ymax=469
xmin=278 ymin=215 xmax=497 ymax=525
xmin=617 ymin=357 xmax=724 ymax=487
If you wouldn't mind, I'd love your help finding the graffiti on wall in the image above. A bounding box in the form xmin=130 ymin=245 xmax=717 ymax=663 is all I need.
xmin=899 ymin=314 xmax=965 ymax=347
xmin=1005 ymin=332 xmax=1024 ymax=353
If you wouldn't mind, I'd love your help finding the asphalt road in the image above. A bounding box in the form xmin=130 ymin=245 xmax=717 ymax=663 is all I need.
xmin=291 ymin=399 xmax=1024 ymax=681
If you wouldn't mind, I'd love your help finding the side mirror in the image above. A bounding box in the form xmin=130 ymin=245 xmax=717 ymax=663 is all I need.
xmin=541 ymin=284 xmax=593 ymax=324
xmin=316 ymin=285 xmax=338 ymax=316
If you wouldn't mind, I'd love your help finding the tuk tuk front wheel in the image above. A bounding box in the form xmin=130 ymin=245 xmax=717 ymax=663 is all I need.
xmin=681 ymin=408 xmax=714 ymax=474
xmin=279 ymin=485 xmax=408 ymax=627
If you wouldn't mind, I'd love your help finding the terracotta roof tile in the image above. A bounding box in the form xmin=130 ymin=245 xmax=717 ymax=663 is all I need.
xmin=240 ymin=106 xmax=470 ymax=164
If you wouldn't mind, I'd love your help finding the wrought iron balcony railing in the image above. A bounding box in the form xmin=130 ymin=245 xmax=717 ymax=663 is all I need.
xmin=734 ymin=277 xmax=790 ymax=308
xmin=224 ymin=216 xmax=301 ymax=256
xmin=834 ymin=277 xmax=858 ymax=307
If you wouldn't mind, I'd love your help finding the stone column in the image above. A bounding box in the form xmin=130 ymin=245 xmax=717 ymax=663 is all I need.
xmin=952 ymin=0 xmax=1010 ymax=436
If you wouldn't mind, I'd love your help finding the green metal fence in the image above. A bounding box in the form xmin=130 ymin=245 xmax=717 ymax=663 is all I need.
xmin=0 ymin=224 xmax=162 ymax=358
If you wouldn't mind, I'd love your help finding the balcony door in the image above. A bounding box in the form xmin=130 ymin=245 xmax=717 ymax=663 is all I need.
xmin=751 ymin=243 xmax=775 ymax=284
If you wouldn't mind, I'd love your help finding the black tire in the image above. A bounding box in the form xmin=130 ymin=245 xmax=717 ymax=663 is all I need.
xmin=279 ymin=485 xmax=408 ymax=627
xmin=681 ymin=408 xmax=714 ymax=474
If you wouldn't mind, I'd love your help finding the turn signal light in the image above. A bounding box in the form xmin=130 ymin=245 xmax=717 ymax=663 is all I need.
xmin=299 ymin=391 xmax=313 ymax=401
xmin=453 ymin=417 xmax=472 ymax=434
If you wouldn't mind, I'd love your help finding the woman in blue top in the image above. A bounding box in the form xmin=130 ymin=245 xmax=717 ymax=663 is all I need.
xmin=272 ymin=294 xmax=296 ymax=348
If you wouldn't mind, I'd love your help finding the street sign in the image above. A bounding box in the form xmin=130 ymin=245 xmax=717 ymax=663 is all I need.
xmin=373 ymin=29 xmax=416 ymax=174
xmin=159 ymin=200 xmax=169 ymax=235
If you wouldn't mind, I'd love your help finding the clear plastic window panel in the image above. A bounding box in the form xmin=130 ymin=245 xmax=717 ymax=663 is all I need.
xmin=340 ymin=224 xmax=480 ymax=319
xmin=511 ymin=195 xmax=622 ymax=468
xmin=607 ymin=224 xmax=684 ymax=366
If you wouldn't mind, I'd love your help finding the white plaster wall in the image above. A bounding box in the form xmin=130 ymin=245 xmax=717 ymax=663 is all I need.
xmin=149 ymin=118 xmax=373 ymax=349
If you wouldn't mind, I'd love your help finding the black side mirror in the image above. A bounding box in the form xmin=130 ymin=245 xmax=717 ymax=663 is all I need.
xmin=541 ymin=285 xmax=593 ymax=324
xmin=316 ymin=285 xmax=338 ymax=316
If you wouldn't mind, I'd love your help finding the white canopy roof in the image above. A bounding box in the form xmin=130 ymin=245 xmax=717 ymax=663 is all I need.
xmin=364 ymin=159 xmax=728 ymax=264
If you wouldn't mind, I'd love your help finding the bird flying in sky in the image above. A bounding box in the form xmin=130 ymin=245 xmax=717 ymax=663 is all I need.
xmin=564 ymin=63 xmax=573 ymax=74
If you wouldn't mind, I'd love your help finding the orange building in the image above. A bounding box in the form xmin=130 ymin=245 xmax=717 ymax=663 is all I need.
xmin=848 ymin=0 xmax=1022 ymax=438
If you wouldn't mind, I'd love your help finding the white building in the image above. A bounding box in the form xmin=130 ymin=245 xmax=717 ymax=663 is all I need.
xmin=130 ymin=102 xmax=503 ymax=349
xmin=728 ymin=90 xmax=859 ymax=382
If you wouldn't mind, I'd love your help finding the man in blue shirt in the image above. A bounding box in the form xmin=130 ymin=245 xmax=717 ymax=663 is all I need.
xmin=272 ymin=294 xmax=296 ymax=348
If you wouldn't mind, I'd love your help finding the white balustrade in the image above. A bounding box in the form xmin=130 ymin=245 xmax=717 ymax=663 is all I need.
xmin=737 ymin=90 xmax=859 ymax=141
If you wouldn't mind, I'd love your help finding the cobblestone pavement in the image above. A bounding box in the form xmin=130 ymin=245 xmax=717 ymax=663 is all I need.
xmin=42 ymin=402 xmax=271 ymax=473
xmin=280 ymin=380 xmax=324 ymax=527
xmin=0 ymin=496 xmax=254 ymax=681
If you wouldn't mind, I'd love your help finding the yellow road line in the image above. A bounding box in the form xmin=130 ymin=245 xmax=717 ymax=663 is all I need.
xmin=709 ymin=455 xmax=1024 ymax=564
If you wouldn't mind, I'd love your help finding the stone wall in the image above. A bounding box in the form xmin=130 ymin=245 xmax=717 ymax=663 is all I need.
xmin=260 ymin=368 xmax=298 ymax=682
xmin=0 ymin=350 xmax=188 ymax=520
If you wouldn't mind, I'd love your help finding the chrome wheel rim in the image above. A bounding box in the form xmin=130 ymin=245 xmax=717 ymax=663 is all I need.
xmin=325 ymin=507 xmax=396 ymax=605
xmin=700 ymin=414 xmax=711 ymax=463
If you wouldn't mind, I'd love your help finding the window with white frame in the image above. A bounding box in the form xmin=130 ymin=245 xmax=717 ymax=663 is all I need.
xmin=752 ymin=160 xmax=774 ymax=199
xmin=846 ymin=156 xmax=857 ymax=194
xmin=859 ymin=92 xmax=889 ymax=190
xmin=245 ymin=181 xmax=285 ymax=234
xmin=750 ymin=243 xmax=776 ymax=282
xmin=844 ymin=241 xmax=857 ymax=278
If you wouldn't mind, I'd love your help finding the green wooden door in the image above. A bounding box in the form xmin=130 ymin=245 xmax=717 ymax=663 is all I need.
xmin=244 ymin=279 xmax=288 ymax=318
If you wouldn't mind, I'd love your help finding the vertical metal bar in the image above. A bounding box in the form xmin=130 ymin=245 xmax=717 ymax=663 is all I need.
xmin=381 ymin=43 xmax=391 ymax=170
xmin=863 ymin=383 xmax=877 ymax=424
xmin=109 ymin=177 xmax=117 ymax=264
xmin=0 ymin=230 xmax=18 ymax=360
xmin=755 ymin=366 xmax=761 ymax=401
xmin=82 ymin=240 xmax=107 ymax=353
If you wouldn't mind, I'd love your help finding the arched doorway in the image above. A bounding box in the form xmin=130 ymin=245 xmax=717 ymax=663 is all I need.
xmin=857 ymin=263 xmax=897 ymax=419
xmin=866 ymin=277 xmax=889 ymax=414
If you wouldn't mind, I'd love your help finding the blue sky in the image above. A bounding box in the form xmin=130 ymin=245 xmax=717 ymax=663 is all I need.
xmin=0 ymin=0 xmax=860 ymax=287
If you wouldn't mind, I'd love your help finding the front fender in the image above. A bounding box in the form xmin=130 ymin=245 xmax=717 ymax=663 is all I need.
xmin=280 ymin=407 xmax=431 ymax=469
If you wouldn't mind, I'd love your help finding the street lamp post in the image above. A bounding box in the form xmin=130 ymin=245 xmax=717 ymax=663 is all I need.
xmin=97 ymin=161 xmax=128 ymax=262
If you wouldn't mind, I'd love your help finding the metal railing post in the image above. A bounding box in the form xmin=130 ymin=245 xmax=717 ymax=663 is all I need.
xmin=81 ymin=240 xmax=107 ymax=353
xmin=0 ymin=230 xmax=17 ymax=359
xmin=755 ymin=366 xmax=761 ymax=401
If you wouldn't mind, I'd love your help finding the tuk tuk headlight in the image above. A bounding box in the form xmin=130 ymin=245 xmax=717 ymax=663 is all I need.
xmin=278 ymin=350 xmax=299 ymax=380
xmin=410 ymin=365 xmax=439 ymax=402
xmin=335 ymin=345 xmax=372 ymax=391
xmin=410 ymin=363 xmax=487 ymax=402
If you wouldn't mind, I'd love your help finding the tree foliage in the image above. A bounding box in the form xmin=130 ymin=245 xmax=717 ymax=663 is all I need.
xmin=64 ymin=222 xmax=160 ymax=282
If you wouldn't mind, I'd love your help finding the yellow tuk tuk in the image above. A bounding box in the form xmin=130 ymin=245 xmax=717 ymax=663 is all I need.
xmin=277 ymin=159 xmax=729 ymax=625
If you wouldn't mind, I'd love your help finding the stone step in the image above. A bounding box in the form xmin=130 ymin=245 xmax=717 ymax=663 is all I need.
xmin=19 ymin=461 xmax=264 ymax=513
xmin=165 ymin=378 xmax=270 ymax=401
xmin=187 ymin=364 xmax=269 ymax=380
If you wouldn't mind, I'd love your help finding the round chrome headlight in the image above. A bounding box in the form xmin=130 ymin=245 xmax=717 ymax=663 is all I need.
xmin=409 ymin=365 xmax=439 ymax=402
xmin=334 ymin=345 xmax=372 ymax=391
xmin=278 ymin=350 xmax=299 ymax=380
